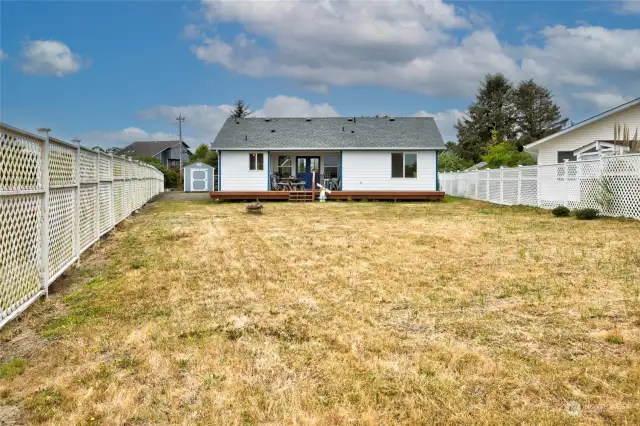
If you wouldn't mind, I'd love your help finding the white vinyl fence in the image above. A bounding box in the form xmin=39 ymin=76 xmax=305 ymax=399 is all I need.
xmin=439 ymin=154 xmax=640 ymax=220
xmin=1 ymin=123 xmax=164 ymax=328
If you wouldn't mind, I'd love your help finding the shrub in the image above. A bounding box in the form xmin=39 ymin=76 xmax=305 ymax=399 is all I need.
xmin=552 ymin=206 xmax=570 ymax=217
xmin=574 ymin=208 xmax=599 ymax=220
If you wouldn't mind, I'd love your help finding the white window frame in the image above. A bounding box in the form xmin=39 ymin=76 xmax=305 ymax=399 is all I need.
xmin=391 ymin=152 xmax=418 ymax=179
xmin=277 ymin=155 xmax=292 ymax=176
xmin=249 ymin=152 xmax=264 ymax=171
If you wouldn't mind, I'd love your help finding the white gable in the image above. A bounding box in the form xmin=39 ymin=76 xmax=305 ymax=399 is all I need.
xmin=525 ymin=99 xmax=640 ymax=165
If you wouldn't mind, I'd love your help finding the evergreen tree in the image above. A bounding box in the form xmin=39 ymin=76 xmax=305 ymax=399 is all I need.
xmin=455 ymin=74 xmax=517 ymax=163
xmin=230 ymin=100 xmax=252 ymax=118
xmin=514 ymin=79 xmax=568 ymax=147
xmin=186 ymin=143 xmax=217 ymax=169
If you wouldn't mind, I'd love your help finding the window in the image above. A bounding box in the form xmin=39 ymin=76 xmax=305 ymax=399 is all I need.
xmin=278 ymin=156 xmax=292 ymax=177
xmin=557 ymin=151 xmax=576 ymax=163
xmin=324 ymin=155 xmax=339 ymax=178
xmin=297 ymin=158 xmax=306 ymax=174
xmin=391 ymin=153 xmax=417 ymax=178
xmin=249 ymin=153 xmax=264 ymax=171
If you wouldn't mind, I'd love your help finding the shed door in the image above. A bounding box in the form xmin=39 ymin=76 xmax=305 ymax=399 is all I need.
xmin=190 ymin=168 xmax=209 ymax=192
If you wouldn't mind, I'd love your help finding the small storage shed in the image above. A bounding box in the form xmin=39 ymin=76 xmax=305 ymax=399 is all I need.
xmin=183 ymin=162 xmax=215 ymax=192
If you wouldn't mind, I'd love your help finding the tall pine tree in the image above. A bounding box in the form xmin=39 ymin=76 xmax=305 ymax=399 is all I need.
xmin=230 ymin=100 xmax=252 ymax=118
xmin=455 ymin=74 xmax=517 ymax=162
xmin=513 ymin=80 xmax=568 ymax=147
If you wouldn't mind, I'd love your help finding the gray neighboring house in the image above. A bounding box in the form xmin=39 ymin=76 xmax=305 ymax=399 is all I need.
xmin=118 ymin=141 xmax=192 ymax=168
xmin=211 ymin=116 xmax=445 ymax=191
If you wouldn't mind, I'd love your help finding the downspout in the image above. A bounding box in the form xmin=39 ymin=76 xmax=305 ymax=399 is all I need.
xmin=267 ymin=151 xmax=271 ymax=190
xmin=218 ymin=150 xmax=222 ymax=191
xmin=435 ymin=151 xmax=439 ymax=191
xmin=340 ymin=150 xmax=343 ymax=190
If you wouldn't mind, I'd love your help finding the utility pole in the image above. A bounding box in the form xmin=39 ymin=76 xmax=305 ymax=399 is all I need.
xmin=177 ymin=114 xmax=185 ymax=188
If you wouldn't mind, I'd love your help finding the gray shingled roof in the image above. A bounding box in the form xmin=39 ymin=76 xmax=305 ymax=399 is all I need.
xmin=118 ymin=141 xmax=192 ymax=157
xmin=212 ymin=117 xmax=446 ymax=150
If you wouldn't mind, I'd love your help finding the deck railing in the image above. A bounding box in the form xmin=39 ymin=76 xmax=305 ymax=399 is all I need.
xmin=0 ymin=123 xmax=165 ymax=328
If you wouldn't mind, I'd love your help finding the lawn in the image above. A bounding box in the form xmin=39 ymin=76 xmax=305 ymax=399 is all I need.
xmin=1 ymin=197 xmax=639 ymax=425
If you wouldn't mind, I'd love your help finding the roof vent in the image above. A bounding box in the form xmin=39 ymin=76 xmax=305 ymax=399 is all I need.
xmin=347 ymin=118 xmax=353 ymax=122
xmin=245 ymin=135 xmax=247 ymax=141
xmin=342 ymin=126 xmax=345 ymax=132
xmin=305 ymin=118 xmax=312 ymax=122
xmin=389 ymin=118 xmax=396 ymax=121
xmin=271 ymin=129 xmax=276 ymax=133
xmin=350 ymin=130 xmax=355 ymax=133
xmin=264 ymin=118 xmax=271 ymax=122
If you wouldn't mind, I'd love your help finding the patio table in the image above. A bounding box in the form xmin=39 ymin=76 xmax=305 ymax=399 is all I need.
xmin=280 ymin=176 xmax=306 ymax=190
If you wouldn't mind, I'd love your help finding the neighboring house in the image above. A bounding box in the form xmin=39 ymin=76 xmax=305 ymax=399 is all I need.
xmin=525 ymin=97 xmax=640 ymax=165
xmin=118 ymin=141 xmax=192 ymax=168
xmin=465 ymin=161 xmax=487 ymax=171
xmin=210 ymin=117 xmax=446 ymax=196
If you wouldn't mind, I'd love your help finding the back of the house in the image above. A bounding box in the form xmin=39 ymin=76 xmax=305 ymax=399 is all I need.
xmin=211 ymin=116 xmax=446 ymax=192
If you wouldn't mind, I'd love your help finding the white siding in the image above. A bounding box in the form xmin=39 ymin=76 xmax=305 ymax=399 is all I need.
xmin=342 ymin=151 xmax=437 ymax=191
xmin=219 ymin=151 xmax=267 ymax=191
xmin=535 ymin=103 xmax=640 ymax=165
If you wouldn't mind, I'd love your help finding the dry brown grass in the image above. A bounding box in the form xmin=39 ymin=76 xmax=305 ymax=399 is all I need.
xmin=1 ymin=197 xmax=640 ymax=425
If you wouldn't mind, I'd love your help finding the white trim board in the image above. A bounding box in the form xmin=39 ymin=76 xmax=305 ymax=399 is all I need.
xmin=525 ymin=97 xmax=640 ymax=151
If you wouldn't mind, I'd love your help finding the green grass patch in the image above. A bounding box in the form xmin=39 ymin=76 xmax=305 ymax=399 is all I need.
xmin=0 ymin=357 xmax=26 ymax=379
xmin=24 ymin=387 xmax=73 ymax=422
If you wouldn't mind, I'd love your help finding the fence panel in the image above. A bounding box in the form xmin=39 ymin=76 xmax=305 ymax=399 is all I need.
xmin=1 ymin=123 xmax=164 ymax=328
xmin=439 ymin=154 xmax=640 ymax=220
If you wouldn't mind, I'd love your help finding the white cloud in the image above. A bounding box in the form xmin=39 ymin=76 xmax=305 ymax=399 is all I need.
xmin=255 ymin=95 xmax=338 ymax=117
xmin=572 ymin=92 xmax=634 ymax=111
xmin=139 ymin=103 xmax=233 ymax=143
xmin=188 ymin=1 xmax=640 ymax=107
xmin=0 ymin=49 xmax=7 ymax=61
xmin=616 ymin=1 xmax=640 ymax=14
xmin=520 ymin=26 xmax=640 ymax=86
xmin=414 ymin=109 xmax=466 ymax=141
xmin=21 ymin=40 xmax=84 ymax=77
xmin=78 ymin=127 xmax=188 ymax=148
xmin=137 ymin=95 xmax=338 ymax=144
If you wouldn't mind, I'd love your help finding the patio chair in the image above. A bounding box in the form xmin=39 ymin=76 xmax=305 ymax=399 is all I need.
xmin=329 ymin=177 xmax=339 ymax=190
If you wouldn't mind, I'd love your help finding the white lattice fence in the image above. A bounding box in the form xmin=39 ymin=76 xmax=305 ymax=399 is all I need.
xmin=0 ymin=123 xmax=164 ymax=328
xmin=439 ymin=154 xmax=640 ymax=220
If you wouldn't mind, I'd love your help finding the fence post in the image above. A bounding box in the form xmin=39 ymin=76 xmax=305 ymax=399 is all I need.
xmin=517 ymin=165 xmax=522 ymax=205
xmin=95 ymin=149 xmax=101 ymax=239
xmin=72 ymin=138 xmax=81 ymax=265
xmin=564 ymin=159 xmax=569 ymax=207
xmin=474 ymin=172 xmax=479 ymax=200
xmin=499 ymin=166 xmax=504 ymax=204
xmin=486 ymin=169 xmax=490 ymax=201
xmin=37 ymin=127 xmax=51 ymax=296
xmin=109 ymin=152 xmax=115 ymax=228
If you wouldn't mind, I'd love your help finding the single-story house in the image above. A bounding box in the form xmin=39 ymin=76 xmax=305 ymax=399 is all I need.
xmin=525 ymin=97 xmax=640 ymax=164
xmin=210 ymin=116 xmax=446 ymax=200
xmin=118 ymin=140 xmax=192 ymax=168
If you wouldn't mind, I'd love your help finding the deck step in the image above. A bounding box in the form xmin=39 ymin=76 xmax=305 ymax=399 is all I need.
xmin=289 ymin=191 xmax=313 ymax=202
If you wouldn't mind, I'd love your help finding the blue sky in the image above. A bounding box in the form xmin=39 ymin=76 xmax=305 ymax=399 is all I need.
xmin=1 ymin=0 xmax=639 ymax=147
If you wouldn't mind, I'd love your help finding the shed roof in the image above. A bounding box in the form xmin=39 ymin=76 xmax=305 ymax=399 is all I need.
xmin=212 ymin=117 xmax=446 ymax=150
xmin=184 ymin=162 xmax=214 ymax=169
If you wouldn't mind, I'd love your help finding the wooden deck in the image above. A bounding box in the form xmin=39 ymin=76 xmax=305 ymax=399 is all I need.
xmin=209 ymin=190 xmax=445 ymax=201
